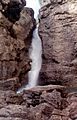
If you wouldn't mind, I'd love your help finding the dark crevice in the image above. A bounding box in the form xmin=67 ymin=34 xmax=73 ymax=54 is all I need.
xmin=1 ymin=0 xmax=26 ymax=23
xmin=3 ymin=2 xmax=21 ymax=23
xmin=8 ymin=25 xmax=17 ymax=39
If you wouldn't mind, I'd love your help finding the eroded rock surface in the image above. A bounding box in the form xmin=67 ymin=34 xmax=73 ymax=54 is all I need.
xmin=0 ymin=85 xmax=68 ymax=120
xmin=39 ymin=0 xmax=77 ymax=87
xmin=0 ymin=0 xmax=35 ymax=89
xmin=0 ymin=0 xmax=77 ymax=119
xmin=0 ymin=85 xmax=76 ymax=120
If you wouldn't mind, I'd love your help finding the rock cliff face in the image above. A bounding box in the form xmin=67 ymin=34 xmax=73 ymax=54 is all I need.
xmin=0 ymin=0 xmax=35 ymax=90
xmin=39 ymin=0 xmax=77 ymax=87
xmin=0 ymin=0 xmax=77 ymax=119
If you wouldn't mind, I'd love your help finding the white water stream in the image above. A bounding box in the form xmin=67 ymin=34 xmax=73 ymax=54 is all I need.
xmin=26 ymin=0 xmax=42 ymax=89
xmin=17 ymin=0 xmax=42 ymax=93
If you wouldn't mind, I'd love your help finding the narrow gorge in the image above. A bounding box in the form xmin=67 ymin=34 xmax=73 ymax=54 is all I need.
xmin=17 ymin=0 xmax=42 ymax=93
xmin=25 ymin=0 xmax=42 ymax=89
xmin=0 ymin=0 xmax=77 ymax=120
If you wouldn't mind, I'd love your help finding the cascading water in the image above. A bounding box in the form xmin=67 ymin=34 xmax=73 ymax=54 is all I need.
xmin=17 ymin=0 xmax=42 ymax=93
xmin=26 ymin=0 xmax=41 ymax=19
xmin=26 ymin=0 xmax=42 ymax=89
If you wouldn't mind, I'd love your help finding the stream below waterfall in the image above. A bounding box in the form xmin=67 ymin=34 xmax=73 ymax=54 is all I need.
xmin=17 ymin=0 xmax=42 ymax=93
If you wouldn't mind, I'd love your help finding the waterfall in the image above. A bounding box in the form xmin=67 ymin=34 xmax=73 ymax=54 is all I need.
xmin=17 ymin=0 xmax=42 ymax=93
xmin=26 ymin=0 xmax=40 ymax=19
xmin=26 ymin=0 xmax=42 ymax=89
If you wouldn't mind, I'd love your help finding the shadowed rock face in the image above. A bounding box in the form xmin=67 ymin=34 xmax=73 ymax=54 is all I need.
xmin=1 ymin=0 xmax=26 ymax=23
xmin=39 ymin=0 xmax=77 ymax=87
xmin=0 ymin=0 xmax=35 ymax=89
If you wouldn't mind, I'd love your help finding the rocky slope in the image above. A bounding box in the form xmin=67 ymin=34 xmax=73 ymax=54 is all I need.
xmin=0 ymin=85 xmax=77 ymax=120
xmin=0 ymin=0 xmax=35 ymax=90
xmin=39 ymin=0 xmax=77 ymax=87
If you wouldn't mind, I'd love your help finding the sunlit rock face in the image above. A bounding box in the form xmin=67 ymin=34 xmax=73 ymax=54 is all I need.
xmin=39 ymin=0 xmax=77 ymax=87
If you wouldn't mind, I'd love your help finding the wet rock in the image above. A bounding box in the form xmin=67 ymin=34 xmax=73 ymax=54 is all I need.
xmin=39 ymin=0 xmax=77 ymax=87
xmin=24 ymin=84 xmax=65 ymax=92
xmin=20 ymin=85 xmax=65 ymax=107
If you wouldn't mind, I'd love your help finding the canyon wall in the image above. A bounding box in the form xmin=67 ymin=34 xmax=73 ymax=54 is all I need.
xmin=0 ymin=0 xmax=35 ymax=90
xmin=0 ymin=0 xmax=77 ymax=120
xmin=39 ymin=0 xmax=77 ymax=87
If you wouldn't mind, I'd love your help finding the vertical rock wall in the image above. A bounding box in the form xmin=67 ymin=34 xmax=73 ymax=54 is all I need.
xmin=0 ymin=1 xmax=76 ymax=119
xmin=39 ymin=0 xmax=77 ymax=87
xmin=0 ymin=0 xmax=35 ymax=90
